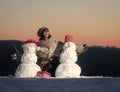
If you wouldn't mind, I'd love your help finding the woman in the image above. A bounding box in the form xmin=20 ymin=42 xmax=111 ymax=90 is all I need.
xmin=36 ymin=26 xmax=88 ymax=77
xmin=36 ymin=27 xmax=64 ymax=77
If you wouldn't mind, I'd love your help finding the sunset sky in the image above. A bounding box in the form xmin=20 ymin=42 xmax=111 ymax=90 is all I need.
xmin=0 ymin=0 xmax=120 ymax=47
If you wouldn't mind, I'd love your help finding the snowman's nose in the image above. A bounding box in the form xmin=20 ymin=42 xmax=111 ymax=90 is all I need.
xmin=27 ymin=47 xmax=30 ymax=50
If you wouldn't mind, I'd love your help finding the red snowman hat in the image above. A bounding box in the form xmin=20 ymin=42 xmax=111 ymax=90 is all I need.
xmin=23 ymin=39 xmax=39 ymax=47
xmin=65 ymin=35 xmax=73 ymax=42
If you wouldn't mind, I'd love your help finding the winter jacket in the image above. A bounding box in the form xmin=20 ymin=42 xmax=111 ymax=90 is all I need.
xmin=37 ymin=37 xmax=59 ymax=59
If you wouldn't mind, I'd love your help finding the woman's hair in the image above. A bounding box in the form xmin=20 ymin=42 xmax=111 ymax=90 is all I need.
xmin=39 ymin=27 xmax=52 ymax=40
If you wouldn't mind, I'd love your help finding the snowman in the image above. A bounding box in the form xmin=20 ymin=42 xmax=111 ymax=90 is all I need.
xmin=15 ymin=39 xmax=41 ymax=78
xmin=55 ymin=35 xmax=81 ymax=78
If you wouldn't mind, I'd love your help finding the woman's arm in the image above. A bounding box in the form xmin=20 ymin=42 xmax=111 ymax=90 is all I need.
xmin=76 ymin=44 xmax=89 ymax=54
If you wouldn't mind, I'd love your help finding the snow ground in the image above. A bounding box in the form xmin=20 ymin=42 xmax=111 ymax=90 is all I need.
xmin=0 ymin=76 xmax=120 ymax=92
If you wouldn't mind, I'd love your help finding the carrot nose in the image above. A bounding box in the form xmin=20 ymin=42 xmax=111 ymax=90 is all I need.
xmin=26 ymin=47 xmax=30 ymax=51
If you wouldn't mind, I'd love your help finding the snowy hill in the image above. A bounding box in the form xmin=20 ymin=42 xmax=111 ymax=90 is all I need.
xmin=0 ymin=77 xmax=120 ymax=92
xmin=0 ymin=40 xmax=23 ymax=76
xmin=78 ymin=46 xmax=120 ymax=77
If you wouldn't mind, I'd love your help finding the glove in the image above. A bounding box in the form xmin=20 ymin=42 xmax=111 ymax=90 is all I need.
xmin=76 ymin=44 xmax=89 ymax=54
xmin=37 ymin=71 xmax=51 ymax=78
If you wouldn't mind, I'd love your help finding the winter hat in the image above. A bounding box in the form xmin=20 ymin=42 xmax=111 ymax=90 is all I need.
xmin=22 ymin=39 xmax=40 ymax=50
xmin=37 ymin=27 xmax=49 ymax=37
xmin=65 ymin=35 xmax=73 ymax=42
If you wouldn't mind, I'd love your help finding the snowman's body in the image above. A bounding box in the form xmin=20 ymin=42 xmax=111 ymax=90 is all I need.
xmin=55 ymin=42 xmax=81 ymax=78
xmin=15 ymin=41 xmax=41 ymax=78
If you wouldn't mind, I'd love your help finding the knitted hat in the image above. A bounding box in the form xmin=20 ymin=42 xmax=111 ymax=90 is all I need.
xmin=23 ymin=39 xmax=39 ymax=46
xmin=37 ymin=27 xmax=49 ymax=37
xmin=65 ymin=35 xmax=73 ymax=42
xmin=22 ymin=39 xmax=40 ymax=50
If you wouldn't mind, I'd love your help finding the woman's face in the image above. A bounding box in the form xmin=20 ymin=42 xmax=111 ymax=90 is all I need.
xmin=43 ymin=30 xmax=50 ymax=38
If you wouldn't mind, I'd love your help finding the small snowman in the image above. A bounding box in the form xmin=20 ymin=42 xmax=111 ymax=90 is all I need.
xmin=55 ymin=35 xmax=81 ymax=78
xmin=15 ymin=39 xmax=41 ymax=78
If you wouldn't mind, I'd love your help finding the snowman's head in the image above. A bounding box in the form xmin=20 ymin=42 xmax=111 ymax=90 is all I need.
xmin=60 ymin=35 xmax=77 ymax=63
xmin=63 ymin=35 xmax=76 ymax=51
xmin=63 ymin=42 xmax=76 ymax=51
xmin=22 ymin=39 xmax=39 ymax=53
xmin=22 ymin=43 xmax=36 ymax=53
xmin=60 ymin=42 xmax=77 ymax=63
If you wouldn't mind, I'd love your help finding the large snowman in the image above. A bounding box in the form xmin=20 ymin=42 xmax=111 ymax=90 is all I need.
xmin=15 ymin=39 xmax=41 ymax=78
xmin=55 ymin=35 xmax=81 ymax=78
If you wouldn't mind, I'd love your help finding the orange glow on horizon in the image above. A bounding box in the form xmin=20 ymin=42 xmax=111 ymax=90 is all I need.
xmin=0 ymin=34 xmax=120 ymax=48
xmin=0 ymin=0 xmax=120 ymax=48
